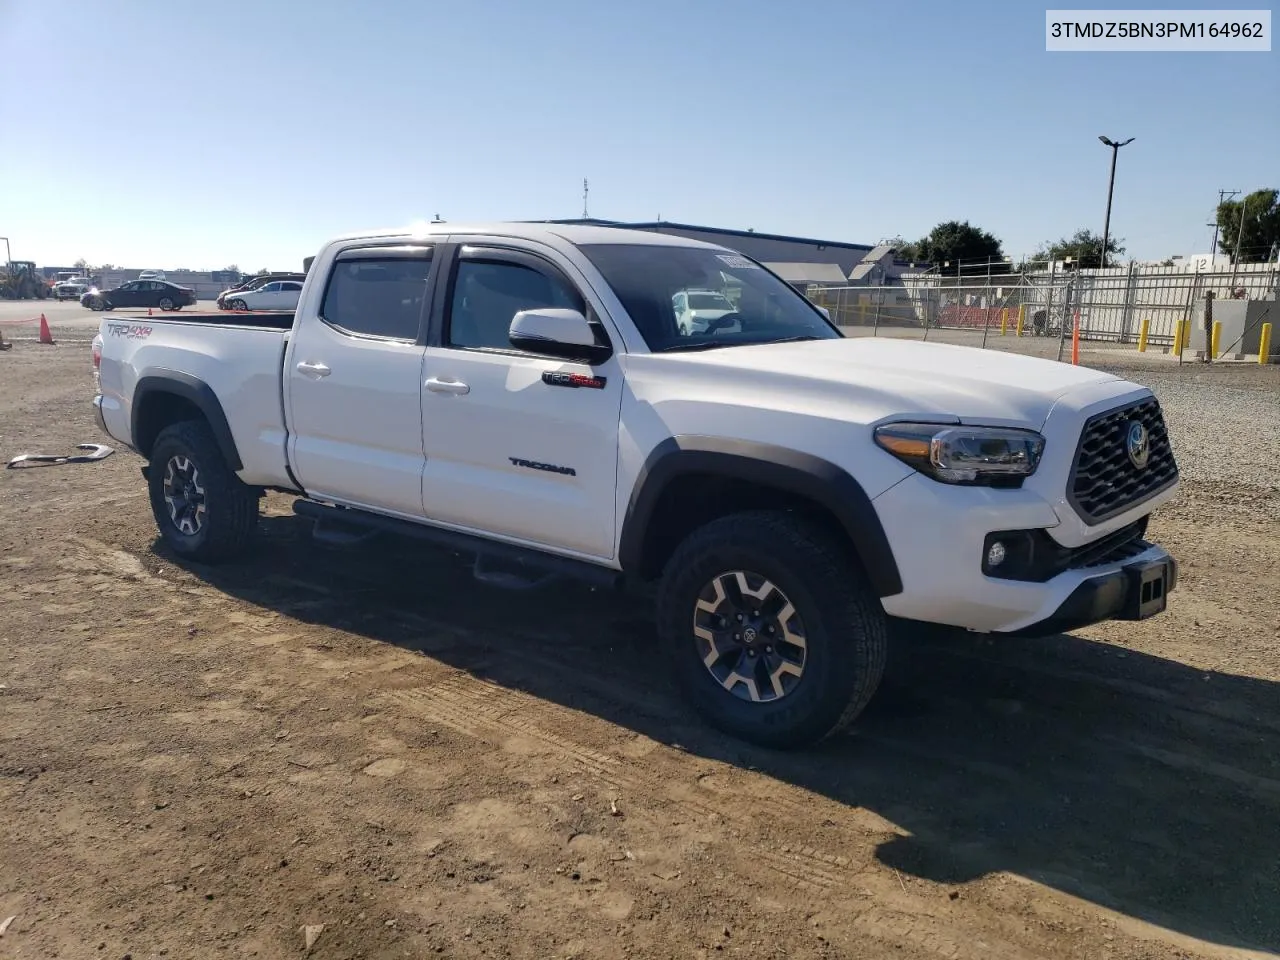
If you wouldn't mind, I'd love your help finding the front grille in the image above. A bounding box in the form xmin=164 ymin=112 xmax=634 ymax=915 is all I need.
xmin=1065 ymin=517 xmax=1150 ymax=570
xmin=1069 ymin=397 xmax=1178 ymax=524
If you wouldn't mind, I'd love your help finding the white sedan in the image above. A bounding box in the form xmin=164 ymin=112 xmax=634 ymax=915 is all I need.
xmin=223 ymin=279 xmax=304 ymax=312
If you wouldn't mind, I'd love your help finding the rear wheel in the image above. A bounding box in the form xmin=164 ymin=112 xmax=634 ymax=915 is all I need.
xmin=147 ymin=420 xmax=259 ymax=563
xmin=656 ymin=510 xmax=888 ymax=749
xmin=158 ymin=296 xmax=175 ymax=311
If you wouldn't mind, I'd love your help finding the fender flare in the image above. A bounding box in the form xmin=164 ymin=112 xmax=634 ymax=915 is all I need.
xmin=618 ymin=436 xmax=903 ymax=598
xmin=132 ymin=372 xmax=243 ymax=471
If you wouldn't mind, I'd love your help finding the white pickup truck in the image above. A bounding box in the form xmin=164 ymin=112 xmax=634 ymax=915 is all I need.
xmin=92 ymin=222 xmax=1180 ymax=748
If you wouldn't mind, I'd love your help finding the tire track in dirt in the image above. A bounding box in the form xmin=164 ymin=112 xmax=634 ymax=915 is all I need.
xmin=92 ymin=546 xmax=1259 ymax=960
xmin=382 ymin=671 xmax=892 ymax=900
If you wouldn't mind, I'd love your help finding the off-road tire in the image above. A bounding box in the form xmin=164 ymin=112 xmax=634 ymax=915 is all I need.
xmin=656 ymin=509 xmax=888 ymax=749
xmin=147 ymin=419 xmax=258 ymax=564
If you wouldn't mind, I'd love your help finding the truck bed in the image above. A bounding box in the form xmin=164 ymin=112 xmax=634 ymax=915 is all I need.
xmin=97 ymin=313 xmax=295 ymax=489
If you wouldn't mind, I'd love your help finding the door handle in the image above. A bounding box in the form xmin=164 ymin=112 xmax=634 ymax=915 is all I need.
xmin=296 ymin=360 xmax=331 ymax=379
xmin=425 ymin=377 xmax=470 ymax=395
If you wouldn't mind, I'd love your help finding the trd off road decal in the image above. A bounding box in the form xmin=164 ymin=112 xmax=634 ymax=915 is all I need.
xmin=106 ymin=323 xmax=154 ymax=340
xmin=542 ymin=371 xmax=607 ymax=390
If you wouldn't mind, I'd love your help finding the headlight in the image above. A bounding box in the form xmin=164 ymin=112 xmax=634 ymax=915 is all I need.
xmin=874 ymin=422 xmax=1045 ymax=486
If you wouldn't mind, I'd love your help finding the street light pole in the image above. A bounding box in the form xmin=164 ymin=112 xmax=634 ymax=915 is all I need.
xmin=1097 ymin=136 xmax=1134 ymax=268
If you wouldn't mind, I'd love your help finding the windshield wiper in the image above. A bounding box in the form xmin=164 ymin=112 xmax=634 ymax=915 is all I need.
xmin=656 ymin=335 xmax=825 ymax=353
xmin=654 ymin=341 xmax=732 ymax=353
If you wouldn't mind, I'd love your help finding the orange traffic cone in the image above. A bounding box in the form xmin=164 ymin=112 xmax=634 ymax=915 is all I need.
xmin=148 ymin=307 xmax=153 ymax=316
xmin=39 ymin=314 xmax=55 ymax=345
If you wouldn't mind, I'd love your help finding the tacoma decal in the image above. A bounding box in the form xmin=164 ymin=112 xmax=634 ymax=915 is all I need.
xmin=509 ymin=457 xmax=576 ymax=477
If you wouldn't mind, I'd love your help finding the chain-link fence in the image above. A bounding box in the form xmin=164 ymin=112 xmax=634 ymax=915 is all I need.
xmin=805 ymin=259 xmax=1280 ymax=362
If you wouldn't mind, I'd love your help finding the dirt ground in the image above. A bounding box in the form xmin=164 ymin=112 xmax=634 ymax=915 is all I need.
xmin=2 ymin=342 xmax=1278 ymax=960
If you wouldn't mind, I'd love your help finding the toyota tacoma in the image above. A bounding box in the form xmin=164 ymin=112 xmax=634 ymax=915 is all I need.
xmin=91 ymin=222 xmax=1180 ymax=748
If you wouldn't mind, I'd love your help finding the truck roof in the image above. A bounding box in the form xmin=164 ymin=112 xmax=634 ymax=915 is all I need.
xmin=326 ymin=221 xmax=731 ymax=251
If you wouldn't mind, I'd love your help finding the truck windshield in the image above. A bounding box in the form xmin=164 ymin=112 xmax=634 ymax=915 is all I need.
xmin=578 ymin=243 xmax=841 ymax=352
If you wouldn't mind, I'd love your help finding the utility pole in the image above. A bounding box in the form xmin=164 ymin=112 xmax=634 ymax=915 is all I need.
xmin=1230 ymin=191 xmax=1254 ymax=290
xmin=582 ymin=178 xmax=589 ymax=219
xmin=1210 ymin=189 xmax=1240 ymax=263
xmin=1098 ymin=135 xmax=1134 ymax=269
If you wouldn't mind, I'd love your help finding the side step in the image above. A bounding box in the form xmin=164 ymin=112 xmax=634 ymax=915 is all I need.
xmin=291 ymin=499 xmax=625 ymax=591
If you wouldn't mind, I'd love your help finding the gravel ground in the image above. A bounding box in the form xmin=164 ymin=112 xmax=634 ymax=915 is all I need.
xmin=1097 ymin=359 xmax=1280 ymax=496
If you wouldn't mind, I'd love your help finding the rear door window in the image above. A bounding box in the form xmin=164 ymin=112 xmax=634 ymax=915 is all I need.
xmin=320 ymin=253 xmax=434 ymax=341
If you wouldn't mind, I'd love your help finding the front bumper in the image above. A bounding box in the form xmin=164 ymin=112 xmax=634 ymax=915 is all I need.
xmin=1002 ymin=544 xmax=1176 ymax=637
xmin=874 ymin=471 xmax=1179 ymax=634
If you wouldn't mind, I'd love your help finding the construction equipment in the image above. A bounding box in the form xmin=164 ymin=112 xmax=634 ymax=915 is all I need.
xmin=0 ymin=261 xmax=50 ymax=300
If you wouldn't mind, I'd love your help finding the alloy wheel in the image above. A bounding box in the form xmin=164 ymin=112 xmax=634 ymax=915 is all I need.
xmin=162 ymin=455 xmax=207 ymax=536
xmin=692 ymin=570 xmax=808 ymax=702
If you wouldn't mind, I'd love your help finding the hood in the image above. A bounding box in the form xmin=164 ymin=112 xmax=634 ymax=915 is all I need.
xmin=635 ymin=336 xmax=1123 ymax=429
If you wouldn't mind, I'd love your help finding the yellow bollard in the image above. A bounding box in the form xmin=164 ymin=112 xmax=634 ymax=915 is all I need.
xmin=1171 ymin=318 xmax=1186 ymax=355
xmin=1211 ymin=320 xmax=1222 ymax=359
xmin=1260 ymin=322 xmax=1273 ymax=365
xmin=1015 ymin=307 xmax=1024 ymax=337
xmin=1000 ymin=308 xmax=1008 ymax=335
xmin=1137 ymin=317 xmax=1150 ymax=352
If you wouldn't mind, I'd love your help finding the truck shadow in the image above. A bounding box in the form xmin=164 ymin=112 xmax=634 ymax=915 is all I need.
xmin=161 ymin=512 xmax=1280 ymax=955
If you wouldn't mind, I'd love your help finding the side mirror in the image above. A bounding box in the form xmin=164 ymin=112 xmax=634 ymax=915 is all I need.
xmin=509 ymin=307 xmax=610 ymax=364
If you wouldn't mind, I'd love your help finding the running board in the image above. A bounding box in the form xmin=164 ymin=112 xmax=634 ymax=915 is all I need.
xmin=291 ymin=499 xmax=625 ymax=591
xmin=311 ymin=517 xmax=380 ymax=547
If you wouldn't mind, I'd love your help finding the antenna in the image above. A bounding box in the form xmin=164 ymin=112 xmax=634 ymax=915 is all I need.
xmin=583 ymin=178 xmax=589 ymax=219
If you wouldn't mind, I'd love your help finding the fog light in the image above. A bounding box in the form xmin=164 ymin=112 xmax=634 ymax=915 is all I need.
xmin=987 ymin=541 xmax=1007 ymax=568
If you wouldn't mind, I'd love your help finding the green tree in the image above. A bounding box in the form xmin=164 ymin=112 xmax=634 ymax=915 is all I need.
xmin=1215 ymin=188 xmax=1280 ymax=263
xmin=223 ymin=263 xmax=241 ymax=274
xmin=73 ymin=257 xmax=89 ymax=271
xmin=1037 ymin=229 xmax=1126 ymax=269
xmin=905 ymin=221 xmax=1004 ymax=274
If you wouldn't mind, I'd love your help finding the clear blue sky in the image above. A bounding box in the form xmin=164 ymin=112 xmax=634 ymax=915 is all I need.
xmin=1 ymin=0 xmax=1275 ymax=270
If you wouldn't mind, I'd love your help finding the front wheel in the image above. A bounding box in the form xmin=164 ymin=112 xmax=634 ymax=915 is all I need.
xmin=147 ymin=419 xmax=259 ymax=563
xmin=656 ymin=510 xmax=888 ymax=749
xmin=229 ymin=298 xmax=247 ymax=312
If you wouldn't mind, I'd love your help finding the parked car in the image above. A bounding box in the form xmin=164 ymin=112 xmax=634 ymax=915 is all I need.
xmin=82 ymin=278 xmax=196 ymax=312
xmin=672 ymin=288 xmax=740 ymax=335
xmin=52 ymin=276 xmax=94 ymax=300
xmin=137 ymin=270 xmax=167 ymax=281
xmin=216 ymin=273 xmax=306 ymax=310
xmin=91 ymin=221 xmax=1180 ymax=750
xmin=222 ymin=278 xmax=304 ymax=311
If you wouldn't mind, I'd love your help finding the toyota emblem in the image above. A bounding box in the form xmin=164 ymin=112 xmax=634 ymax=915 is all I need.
xmin=1125 ymin=421 xmax=1150 ymax=469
